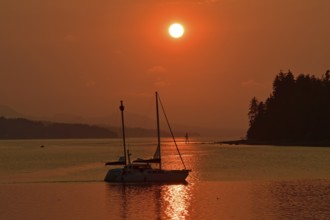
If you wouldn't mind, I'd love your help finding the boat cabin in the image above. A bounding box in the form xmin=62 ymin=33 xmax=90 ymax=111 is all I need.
xmin=124 ymin=163 xmax=152 ymax=171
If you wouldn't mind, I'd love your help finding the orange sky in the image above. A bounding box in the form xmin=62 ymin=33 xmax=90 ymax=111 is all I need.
xmin=1 ymin=0 xmax=330 ymax=137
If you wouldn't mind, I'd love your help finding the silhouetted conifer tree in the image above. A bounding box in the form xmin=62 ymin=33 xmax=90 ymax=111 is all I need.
xmin=247 ymin=70 xmax=330 ymax=145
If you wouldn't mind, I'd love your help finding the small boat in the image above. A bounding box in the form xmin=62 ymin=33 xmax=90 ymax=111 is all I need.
xmin=104 ymin=92 xmax=191 ymax=183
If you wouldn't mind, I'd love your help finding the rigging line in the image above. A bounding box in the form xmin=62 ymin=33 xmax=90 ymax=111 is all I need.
xmin=157 ymin=94 xmax=187 ymax=170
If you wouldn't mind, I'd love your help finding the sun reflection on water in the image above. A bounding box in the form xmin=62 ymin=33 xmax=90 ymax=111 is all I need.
xmin=105 ymin=183 xmax=193 ymax=220
xmin=161 ymin=184 xmax=192 ymax=220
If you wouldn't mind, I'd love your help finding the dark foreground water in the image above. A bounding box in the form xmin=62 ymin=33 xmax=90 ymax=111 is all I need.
xmin=0 ymin=138 xmax=329 ymax=219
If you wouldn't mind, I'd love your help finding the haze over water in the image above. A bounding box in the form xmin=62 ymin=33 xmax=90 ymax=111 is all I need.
xmin=1 ymin=138 xmax=329 ymax=219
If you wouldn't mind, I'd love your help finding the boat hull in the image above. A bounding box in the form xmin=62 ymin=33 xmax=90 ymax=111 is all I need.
xmin=104 ymin=168 xmax=190 ymax=183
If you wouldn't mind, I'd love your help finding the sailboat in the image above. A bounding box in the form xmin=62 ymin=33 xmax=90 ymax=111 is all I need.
xmin=104 ymin=92 xmax=191 ymax=183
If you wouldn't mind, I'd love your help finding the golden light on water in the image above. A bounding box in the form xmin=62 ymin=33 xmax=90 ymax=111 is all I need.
xmin=162 ymin=184 xmax=191 ymax=219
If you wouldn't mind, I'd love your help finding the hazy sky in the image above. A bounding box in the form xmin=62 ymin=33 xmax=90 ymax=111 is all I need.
xmin=1 ymin=0 xmax=330 ymax=135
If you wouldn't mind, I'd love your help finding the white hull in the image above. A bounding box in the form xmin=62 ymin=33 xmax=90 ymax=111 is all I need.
xmin=104 ymin=168 xmax=190 ymax=183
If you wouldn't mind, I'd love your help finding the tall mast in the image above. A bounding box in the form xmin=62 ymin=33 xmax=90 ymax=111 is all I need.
xmin=119 ymin=100 xmax=127 ymax=165
xmin=156 ymin=92 xmax=162 ymax=169
xmin=158 ymin=93 xmax=187 ymax=170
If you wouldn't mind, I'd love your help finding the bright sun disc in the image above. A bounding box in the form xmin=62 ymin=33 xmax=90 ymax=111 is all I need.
xmin=168 ymin=23 xmax=184 ymax=38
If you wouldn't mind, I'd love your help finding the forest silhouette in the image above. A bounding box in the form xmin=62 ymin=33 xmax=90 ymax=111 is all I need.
xmin=247 ymin=70 xmax=330 ymax=146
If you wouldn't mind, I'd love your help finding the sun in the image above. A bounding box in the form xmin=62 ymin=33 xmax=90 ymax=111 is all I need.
xmin=168 ymin=23 xmax=185 ymax=39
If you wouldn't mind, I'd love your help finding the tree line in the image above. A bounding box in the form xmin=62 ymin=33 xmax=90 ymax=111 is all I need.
xmin=247 ymin=70 xmax=330 ymax=145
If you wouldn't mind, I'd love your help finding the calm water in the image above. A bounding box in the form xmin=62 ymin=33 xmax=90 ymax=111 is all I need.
xmin=0 ymin=138 xmax=329 ymax=219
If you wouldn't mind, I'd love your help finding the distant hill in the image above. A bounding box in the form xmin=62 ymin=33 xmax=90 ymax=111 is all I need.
xmin=2 ymin=105 xmax=240 ymax=138
xmin=0 ymin=116 xmax=193 ymax=139
xmin=0 ymin=117 xmax=117 ymax=139
xmin=0 ymin=105 xmax=159 ymax=131
xmin=0 ymin=105 xmax=25 ymax=118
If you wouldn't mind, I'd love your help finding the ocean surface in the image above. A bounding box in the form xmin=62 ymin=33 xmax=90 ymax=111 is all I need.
xmin=0 ymin=138 xmax=329 ymax=220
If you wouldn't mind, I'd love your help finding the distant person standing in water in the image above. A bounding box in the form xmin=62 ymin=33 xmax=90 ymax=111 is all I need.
xmin=185 ymin=133 xmax=189 ymax=144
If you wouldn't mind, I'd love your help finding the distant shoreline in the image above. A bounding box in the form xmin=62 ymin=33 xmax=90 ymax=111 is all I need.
xmin=216 ymin=139 xmax=330 ymax=147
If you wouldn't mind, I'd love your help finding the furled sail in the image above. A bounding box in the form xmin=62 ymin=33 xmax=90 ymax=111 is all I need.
xmin=153 ymin=144 xmax=160 ymax=159
xmin=105 ymin=156 xmax=126 ymax=165
xmin=133 ymin=146 xmax=160 ymax=163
